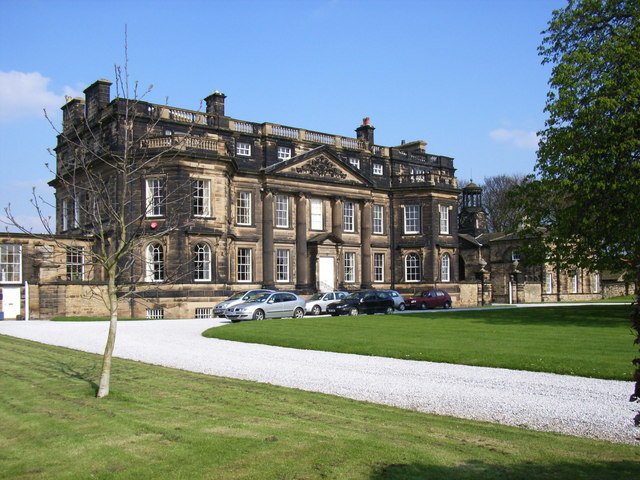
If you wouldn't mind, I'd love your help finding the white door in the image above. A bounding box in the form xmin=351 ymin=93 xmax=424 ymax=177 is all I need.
xmin=318 ymin=257 xmax=334 ymax=292
xmin=2 ymin=286 xmax=21 ymax=319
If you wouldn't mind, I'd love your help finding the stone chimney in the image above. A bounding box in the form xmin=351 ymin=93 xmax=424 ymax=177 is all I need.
xmin=355 ymin=117 xmax=375 ymax=145
xmin=61 ymin=97 xmax=85 ymax=131
xmin=204 ymin=91 xmax=226 ymax=116
xmin=83 ymin=79 xmax=112 ymax=121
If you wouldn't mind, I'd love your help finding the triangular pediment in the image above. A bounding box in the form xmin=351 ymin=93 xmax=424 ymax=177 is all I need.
xmin=264 ymin=146 xmax=370 ymax=186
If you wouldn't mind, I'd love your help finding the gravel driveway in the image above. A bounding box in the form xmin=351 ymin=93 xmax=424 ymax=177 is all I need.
xmin=0 ymin=318 xmax=637 ymax=445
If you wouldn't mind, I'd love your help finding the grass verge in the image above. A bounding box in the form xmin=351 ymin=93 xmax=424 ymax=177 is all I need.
xmin=204 ymin=305 xmax=636 ymax=380
xmin=0 ymin=335 xmax=638 ymax=479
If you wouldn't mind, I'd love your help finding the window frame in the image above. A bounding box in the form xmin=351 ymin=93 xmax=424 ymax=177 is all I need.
xmin=344 ymin=251 xmax=356 ymax=283
xmin=373 ymin=204 xmax=384 ymax=234
xmin=403 ymin=205 xmax=420 ymax=234
xmin=145 ymin=177 xmax=166 ymax=218
xmin=373 ymin=252 xmax=384 ymax=283
xmin=237 ymin=248 xmax=252 ymax=283
xmin=310 ymin=198 xmax=323 ymax=231
xmin=439 ymin=205 xmax=450 ymax=234
xmin=66 ymin=246 xmax=84 ymax=281
xmin=193 ymin=242 xmax=212 ymax=282
xmin=275 ymin=194 xmax=290 ymax=228
xmin=372 ymin=163 xmax=383 ymax=176
xmin=277 ymin=146 xmax=292 ymax=161
xmin=236 ymin=141 xmax=251 ymax=156
xmin=405 ymin=253 xmax=421 ymax=282
xmin=145 ymin=243 xmax=165 ymax=282
xmin=236 ymin=191 xmax=252 ymax=226
xmin=343 ymin=201 xmax=355 ymax=233
xmin=276 ymin=249 xmax=290 ymax=283
xmin=546 ymin=272 xmax=553 ymax=294
xmin=349 ymin=157 xmax=360 ymax=169
xmin=441 ymin=253 xmax=451 ymax=282
xmin=0 ymin=244 xmax=22 ymax=283
xmin=192 ymin=179 xmax=211 ymax=217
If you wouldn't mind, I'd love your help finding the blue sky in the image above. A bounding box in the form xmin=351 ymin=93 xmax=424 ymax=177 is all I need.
xmin=0 ymin=0 xmax=565 ymax=231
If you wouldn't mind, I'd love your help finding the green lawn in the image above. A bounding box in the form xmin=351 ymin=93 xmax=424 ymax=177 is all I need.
xmin=204 ymin=305 xmax=637 ymax=380
xmin=1 ymin=335 xmax=638 ymax=480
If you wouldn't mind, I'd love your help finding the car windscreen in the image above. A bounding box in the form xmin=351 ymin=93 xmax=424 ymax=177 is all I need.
xmin=309 ymin=293 xmax=323 ymax=300
xmin=228 ymin=292 xmax=245 ymax=300
xmin=250 ymin=293 xmax=271 ymax=303
xmin=345 ymin=292 xmax=363 ymax=300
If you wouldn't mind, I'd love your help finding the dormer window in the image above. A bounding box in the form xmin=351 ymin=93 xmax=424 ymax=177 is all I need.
xmin=237 ymin=142 xmax=251 ymax=156
xmin=372 ymin=163 xmax=383 ymax=175
xmin=277 ymin=146 xmax=291 ymax=161
xmin=349 ymin=158 xmax=360 ymax=169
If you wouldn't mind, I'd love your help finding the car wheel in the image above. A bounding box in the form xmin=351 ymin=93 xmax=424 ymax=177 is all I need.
xmin=444 ymin=301 xmax=452 ymax=309
xmin=253 ymin=309 xmax=265 ymax=321
xmin=398 ymin=303 xmax=406 ymax=311
xmin=293 ymin=307 xmax=305 ymax=319
xmin=385 ymin=306 xmax=394 ymax=315
xmin=420 ymin=302 xmax=427 ymax=310
xmin=312 ymin=305 xmax=321 ymax=315
xmin=349 ymin=307 xmax=359 ymax=316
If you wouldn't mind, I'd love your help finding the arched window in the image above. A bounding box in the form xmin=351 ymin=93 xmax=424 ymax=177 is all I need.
xmin=146 ymin=243 xmax=164 ymax=282
xmin=441 ymin=253 xmax=451 ymax=282
xmin=194 ymin=243 xmax=212 ymax=281
xmin=405 ymin=253 xmax=420 ymax=282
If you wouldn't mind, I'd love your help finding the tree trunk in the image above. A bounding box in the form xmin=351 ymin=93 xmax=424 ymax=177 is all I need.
xmin=632 ymin=267 xmax=640 ymax=426
xmin=97 ymin=274 xmax=118 ymax=398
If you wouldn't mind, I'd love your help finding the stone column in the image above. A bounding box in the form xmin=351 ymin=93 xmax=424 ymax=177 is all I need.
xmin=262 ymin=190 xmax=274 ymax=288
xmin=296 ymin=193 xmax=309 ymax=289
xmin=360 ymin=200 xmax=372 ymax=289
xmin=332 ymin=197 xmax=343 ymax=237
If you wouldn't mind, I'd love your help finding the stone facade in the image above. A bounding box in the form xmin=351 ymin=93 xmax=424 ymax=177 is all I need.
xmin=16 ymin=79 xmax=462 ymax=319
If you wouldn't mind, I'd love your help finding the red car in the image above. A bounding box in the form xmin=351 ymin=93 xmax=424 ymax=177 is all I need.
xmin=405 ymin=289 xmax=452 ymax=310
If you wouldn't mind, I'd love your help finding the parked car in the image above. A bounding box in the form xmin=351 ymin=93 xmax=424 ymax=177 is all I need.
xmin=305 ymin=291 xmax=348 ymax=315
xmin=225 ymin=291 xmax=306 ymax=322
xmin=213 ymin=289 xmax=275 ymax=318
xmin=326 ymin=290 xmax=395 ymax=316
xmin=384 ymin=290 xmax=406 ymax=311
xmin=404 ymin=289 xmax=452 ymax=310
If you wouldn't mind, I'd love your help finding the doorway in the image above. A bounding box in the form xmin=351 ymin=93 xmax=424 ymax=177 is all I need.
xmin=318 ymin=257 xmax=335 ymax=292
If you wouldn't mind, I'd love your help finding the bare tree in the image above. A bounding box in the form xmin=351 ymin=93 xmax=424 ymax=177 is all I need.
xmin=5 ymin=35 xmax=198 ymax=398
xmin=481 ymin=174 xmax=527 ymax=233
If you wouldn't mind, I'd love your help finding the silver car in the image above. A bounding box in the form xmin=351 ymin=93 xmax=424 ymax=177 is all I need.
xmin=213 ymin=289 xmax=275 ymax=318
xmin=305 ymin=291 xmax=348 ymax=315
xmin=384 ymin=290 xmax=406 ymax=311
xmin=225 ymin=291 xmax=306 ymax=322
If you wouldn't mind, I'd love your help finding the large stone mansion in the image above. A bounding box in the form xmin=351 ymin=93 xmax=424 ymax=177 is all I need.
xmin=0 ymin=79 xmax=620 ymax=319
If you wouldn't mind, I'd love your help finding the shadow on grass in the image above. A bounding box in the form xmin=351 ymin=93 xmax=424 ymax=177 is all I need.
xmin=371 ymin=459 xmax=640 ymax=480
xmin=400 ymin=304 xmax=632 ymax=329
xmin=56 ymin=361 xmax=99 ymax=395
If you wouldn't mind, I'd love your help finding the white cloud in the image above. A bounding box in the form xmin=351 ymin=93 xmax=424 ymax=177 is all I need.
xmin=0 ymin=71 xmax=82 ymax=122
xmin=489 ymin=128 xmax=539 ymax=150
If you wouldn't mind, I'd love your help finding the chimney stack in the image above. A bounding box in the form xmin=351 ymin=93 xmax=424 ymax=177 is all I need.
xmin=355 ymin=117 xmax=375 ymax=145
xmin=83 ymin=79 xmax=112 ymax=120
xmin=204 ymin=91 xmax=226 ymax=116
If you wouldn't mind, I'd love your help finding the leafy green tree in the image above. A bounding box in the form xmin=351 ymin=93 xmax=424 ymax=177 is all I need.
xmin=515 ymin=0 xmax=640 ymax=424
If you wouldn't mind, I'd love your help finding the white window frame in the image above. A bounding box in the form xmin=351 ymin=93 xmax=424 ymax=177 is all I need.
xmin=146 ymin=178 xmax=165 ymax=217
xmin=236 ymin=191 xmax=252 ymax=226
xmin=276 ymin=249 xmax=290 ymax=283
xmin=145 ymin=243 xmax=165 ymax=282
xmin=592 ymin=273 xmax=600 ymax=293
xmin=192 ymin=179 xmax=211 ymax=217
xmin=66 ymin=246 xmax=84 ymax=281
xmin=373 ymin=253 xmax=384 ymax=283
xmin=73 ymin=194 xmax=80 ymax=228
xmin=372 ymin=163 xmax=383 ymax=175
xmin=404 ymin=205 xmax=420 ymax=234
xmin=572 ymin=272 xmax=579 ymax=293
xmin=546 ymin=272 xmax=553 ymax=294
xmin=441 ymin=253 xmax=451 ymax=282
xmin=411 ymin=167 xmax=425 ymax=182
xmin=194 ymin=243 xmax=212 ymax=282
xmin=62 ymin=198 xmax=69 ymax=231
xmin=349 ymin=158 xmax=360 ymax=169
xmin=343 ymin=201 xmax=355 ymax=233
xmin=439 ymin=205 xmax=450 ymax=234
xmin=373 ymin=204 xmax=384 ymax=234
xmin=344 ymin=252 xmax=355 ymax=283
xmin=0 ymin=244 xmax=22 ymax=283
xmin=310 ymin=199 xmax=323 ymax=230
xmin=405 ymin=253 xmax=420 ymax=282
xmin=277 ymin=146 xmax=291 ymax=161
xmin=237 ymin=248 xmax=252 ymax=283
xmin=236 ymin=142 xmax=251 ymax=156
xmin=275 ymin=195 xmax=289 ymax=228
